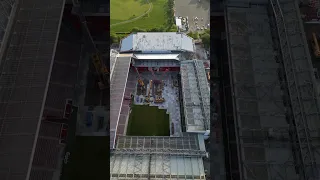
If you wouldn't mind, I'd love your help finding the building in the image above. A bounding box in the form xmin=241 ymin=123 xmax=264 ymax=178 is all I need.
xmin=221 ymin=0 xmax=320 ymax=179
xmin=110 ymin=32 xmax=210 ymax=179
xmin=0 ymin=0 xmax=109 ymax=179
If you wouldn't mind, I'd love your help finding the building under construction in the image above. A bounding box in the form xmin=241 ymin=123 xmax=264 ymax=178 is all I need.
xmin=0 ymin=0 xmax=109 ymax=179
xmin=213 ymin=0 xmax=320 ymax=179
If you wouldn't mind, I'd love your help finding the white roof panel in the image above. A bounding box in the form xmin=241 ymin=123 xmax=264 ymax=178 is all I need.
xmin=134 ymin=54 xmax=180 ymax=60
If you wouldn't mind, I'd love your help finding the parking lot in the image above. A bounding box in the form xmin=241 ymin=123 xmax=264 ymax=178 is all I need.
xmin=174 ymin=0 xmax=210 ymax=32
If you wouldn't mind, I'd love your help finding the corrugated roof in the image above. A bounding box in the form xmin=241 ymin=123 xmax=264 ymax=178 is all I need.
xmin=120 ymin=32 xmax=194 ymax=52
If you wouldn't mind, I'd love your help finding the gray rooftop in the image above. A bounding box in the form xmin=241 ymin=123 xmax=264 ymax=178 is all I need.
xmin=120 ymin=32 xmax=195 ymax=53
xmin=180 ymin=60 xmax=210 ymax=132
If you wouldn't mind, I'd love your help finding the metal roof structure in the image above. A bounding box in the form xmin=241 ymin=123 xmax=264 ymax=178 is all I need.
xmin=225 ymin=0 xmax=320 ymax=179
xmin=110 ymin=54 xmax=132 ymax=148
xmin=0 ymin=0 xmax=65 ymax=179
xmin=180 ymin=60 xmax=210 ymax=133
xmin=120 ymin=32 xmax=195 ymax=53
xmin=110 ymin=134 xmax=206 ymax=179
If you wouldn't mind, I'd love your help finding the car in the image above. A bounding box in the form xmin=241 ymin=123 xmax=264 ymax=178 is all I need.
xmin=200 ymin=27 xmax=204 ymax=30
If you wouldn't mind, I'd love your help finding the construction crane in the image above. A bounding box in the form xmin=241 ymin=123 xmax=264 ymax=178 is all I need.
xmin=134 ymin=66 xmax=145 ymax=88
xmin=312 ymin=33 xmax=320 ymax=58
xmin=72 ymin=0 xmax=109 ymax=90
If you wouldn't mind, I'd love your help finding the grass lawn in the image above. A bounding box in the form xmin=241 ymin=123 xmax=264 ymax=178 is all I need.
xmin=127 ymin=105 xmax=170 ymax=136
xmin=111 ymin=0 xmax=168 ymax=32
xmin=111 ymin=0 xmax=150 ymax=25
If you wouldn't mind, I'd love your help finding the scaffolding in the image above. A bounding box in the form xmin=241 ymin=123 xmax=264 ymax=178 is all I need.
xmin=180 ymin=60 xmax=210 ymax=132
xmin=225 ymin=0 xmax=320 ymax=179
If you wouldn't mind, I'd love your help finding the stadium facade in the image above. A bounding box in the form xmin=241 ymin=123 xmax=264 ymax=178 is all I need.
xmin=110 ymin=32 xmax=210 ymax=179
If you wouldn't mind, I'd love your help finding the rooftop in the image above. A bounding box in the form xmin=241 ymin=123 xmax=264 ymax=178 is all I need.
xmin=120 ymin=32 xmax=195 ymax=53
xmin=180 ymin=60 xmax=210 ymax=132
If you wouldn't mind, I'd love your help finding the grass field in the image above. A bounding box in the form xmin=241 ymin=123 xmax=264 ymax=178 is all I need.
xmin=127 ymin=105 xmax=170 ymax=136
xmin=111 ymin=0 xmax=168 ymax=32
xmin=111 ymin=0 xmax=150 ymax=24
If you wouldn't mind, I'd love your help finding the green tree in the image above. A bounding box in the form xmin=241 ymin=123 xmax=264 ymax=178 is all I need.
xmin=201 ymin=33 xmax=210 ymax=48
xmin=110 ymin=33 xmax=119 ymax=44
xmin=131 ymin=27 xmax=145 ymax=33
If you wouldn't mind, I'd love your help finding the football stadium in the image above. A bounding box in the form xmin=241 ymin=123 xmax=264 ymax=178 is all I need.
xmin=110 ymin=32 xmax=210 ymax=179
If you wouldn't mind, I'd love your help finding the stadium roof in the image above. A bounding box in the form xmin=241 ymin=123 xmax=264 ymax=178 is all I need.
xmin=110 ymin=134 xmax=206 ymax=179
xmin=120 ymin=32 xmax=195 ymax=53
xmin=180 ymin=60 xmax=210 ymax=133
xmin=0 ymin=0 xmax=65 ymax=179
xmin=110 ymin=54 xmax=132 ymax=148
xmin=133 ymin=54 xmax=180 ymax=60
xmin=110 ymin=155 xmax=206 ymax=180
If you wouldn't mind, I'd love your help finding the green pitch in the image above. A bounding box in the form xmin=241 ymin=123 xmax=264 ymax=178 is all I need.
xmin=127 ymin=105 xmax=170 ymax=136
xmin=111 ymin=0 xmax=168 ymax=32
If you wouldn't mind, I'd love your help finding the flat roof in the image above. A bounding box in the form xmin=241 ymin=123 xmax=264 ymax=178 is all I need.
xmin=110 ymin=54 xmax=132 ymax=148
xmin=180 ymin=60 xmax=210 ymax=132
xmin=120 ymin=32 xmax=194 ymax=52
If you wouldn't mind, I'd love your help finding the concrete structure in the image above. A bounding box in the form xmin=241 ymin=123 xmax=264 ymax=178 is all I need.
xmin=224 ymin=0 xmax=320 ymax=179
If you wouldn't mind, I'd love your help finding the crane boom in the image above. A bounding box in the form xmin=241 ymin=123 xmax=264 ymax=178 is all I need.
xmin=72 ymin=1 xmax=109 ymax=89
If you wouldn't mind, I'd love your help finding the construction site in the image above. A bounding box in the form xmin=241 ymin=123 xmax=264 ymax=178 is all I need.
xmin=110 ymin=32 xmax=210 ymax=179
xmin=0 ymin=0 xmax=109 ymax=179
xmin=209 ymin=0 xmax=320 ymax=179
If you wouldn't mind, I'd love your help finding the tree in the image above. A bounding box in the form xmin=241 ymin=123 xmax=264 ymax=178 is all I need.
xmin=201 ymin=33 xmax=210 ymax=48
xmin=131 ymin=27 xmax=145 ymax=33
xmin=110 ymin=33 xmax=119 ymax=44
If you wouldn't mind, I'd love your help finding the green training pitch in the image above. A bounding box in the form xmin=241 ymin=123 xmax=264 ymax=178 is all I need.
xmin=127 ymin=105 xmax=170 ymax=136
xmin=111 ymin=0 xmax=168 ymax=32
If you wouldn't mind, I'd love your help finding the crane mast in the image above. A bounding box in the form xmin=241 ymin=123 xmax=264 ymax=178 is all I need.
xmin=72 ymin=0 xmax=109 ymax=90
